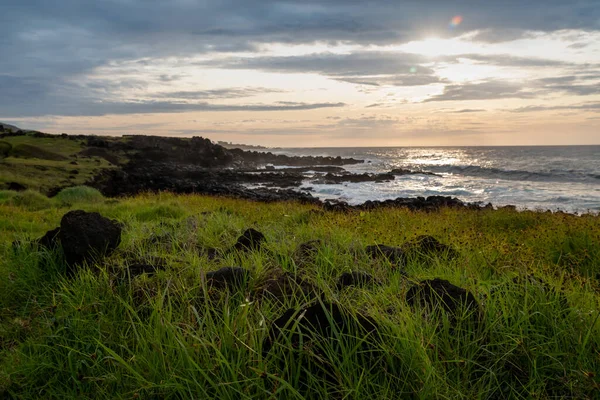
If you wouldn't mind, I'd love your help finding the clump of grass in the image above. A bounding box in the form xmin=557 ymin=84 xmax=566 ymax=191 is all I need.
xmin=53 ymin=186 xmax=105 ymax=205
xmin=0 ymin=141 xmax=12 ymax=158
xmin=3 ymin=190 xmax=53 ymax=210
xmin=134 ymin=203 xmax=186 ymax=221
xmin=0 ymin=190 xmax=17 ymax=201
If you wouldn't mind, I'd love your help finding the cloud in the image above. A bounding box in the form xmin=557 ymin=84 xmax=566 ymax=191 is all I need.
xmin=152 ymin=87 xmax=286 ymax=100
xmin=204 ymin=52 xmax=445 ymax=87
xmin=423 ymin=80 xmax=537 ymax=102
xmin=508 ymin=102 xmax=600 ymax=113
xmin=2 ymin=0 xmax=600 ymax=121
xmin=449 ymin=109 xmax=487 ymax=113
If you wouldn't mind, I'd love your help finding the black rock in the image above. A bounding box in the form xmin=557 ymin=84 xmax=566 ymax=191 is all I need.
xmin=7 ymin=182 xmax=27 ymax=191
xmin=406 ymin=278 xmax=479 ymax=319
xmin=36 ymin=227 xmax=61 ymax=249
xmin=402 ymin=235 xmax=458 ymax=259
xmin=337 ymin=272 xmax=380 ymax=289
xmin=263 ymin=301 xmax=379 ymax=357
xmin=257 ymin=269 xmax=318 ymax=302
xmin=294 ymin=239 xmax=323 ymax=261
xmin=205 ymin=266 xmax=250 ymax=289
xmin=59 ymin=210 xmax=122 ymax=270
xmin=366 ymin=244 xmax=406 ymax=265
xmin=233 ymin=228 xmax=266 ymax=251
xmin=126 ymin=263 xmax=165 ymax=278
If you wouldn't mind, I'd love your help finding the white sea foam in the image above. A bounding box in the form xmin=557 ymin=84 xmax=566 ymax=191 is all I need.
xmin=270 ymin=146 xmax=600 ymax=213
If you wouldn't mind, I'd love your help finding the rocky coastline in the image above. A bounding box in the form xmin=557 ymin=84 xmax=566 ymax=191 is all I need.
xmin=2 ymin=129 xmax=495 ymax=211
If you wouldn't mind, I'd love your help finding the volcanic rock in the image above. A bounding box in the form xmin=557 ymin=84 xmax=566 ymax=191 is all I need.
xmin=366 ymin=244 xmax=406 ymax=265
xmin=406 ymin=278 xmax=479 ymax=320
xmin=205 ymin=266 xmax=251 ymax=289
xmin=59 ymin=210 xmax=122 ymax=270
xmin=233 ymin=228 xmax=266 ymax=251
xmin=337 ymin=271 xmax=380 ymax=289
xmin=263 ymin=301 xmax=379 ymax=357
xmin=36 ymin=227 xmax=61 ymax=249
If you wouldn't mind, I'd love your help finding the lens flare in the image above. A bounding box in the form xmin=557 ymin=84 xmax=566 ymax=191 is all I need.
xmin=449 ymin=15 xmax=463 ymax=28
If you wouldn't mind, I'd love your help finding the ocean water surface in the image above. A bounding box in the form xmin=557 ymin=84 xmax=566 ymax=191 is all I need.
xmin=270 ymin=146 xmax=600 ymax=213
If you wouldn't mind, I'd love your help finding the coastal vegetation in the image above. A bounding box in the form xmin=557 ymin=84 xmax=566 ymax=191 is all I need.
xmin=1 ymin=188 xmax=599 ymax=399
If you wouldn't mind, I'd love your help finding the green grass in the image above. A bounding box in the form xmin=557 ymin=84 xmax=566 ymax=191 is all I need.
xmin=0 ymin=134 xmax=117 ymax=194
xmin=54 ymin=186 xmax=105 ymax=206
xmin=0 ymin=192 xmax=599 ymax=399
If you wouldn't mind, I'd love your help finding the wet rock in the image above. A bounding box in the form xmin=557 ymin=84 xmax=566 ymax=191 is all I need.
xmin=323 ymin=201 xmax=351 ymax=213
xmin=406 ymin=278 xmax=479 ymax=320
xmin=263 ymin=301 xmax=379 ymax=357
xmin=59 ymin=210 xmax=122 ymax=270
xmin=389 ymin=168 xmax=441 ymax=177
xmin=36 ymin=227 xmax=61 ymax=249
xmin=233 ymin=228 xmax=266 ymax=251
xmin=337 ymin=272 xmax=380 ymax=289
xmin=205 ymin=267 xmax=251 ymax=289
xmin=256 ymin=269 xmax=318 ymax=302
xmin=366 ymin=244 xmax=406 ymax=266
xmin=311 ymin=172 xmax=395 ymax=185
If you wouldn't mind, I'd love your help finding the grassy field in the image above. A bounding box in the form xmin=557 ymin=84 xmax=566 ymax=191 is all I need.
xmin=0 ymin=188 xmax=599 ymax=399
xmin=0 ymin=134 xmax=118 ymax=194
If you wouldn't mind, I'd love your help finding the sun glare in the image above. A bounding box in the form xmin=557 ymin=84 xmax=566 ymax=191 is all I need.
xmin=398 ymin=36 xmax=485 ymax=57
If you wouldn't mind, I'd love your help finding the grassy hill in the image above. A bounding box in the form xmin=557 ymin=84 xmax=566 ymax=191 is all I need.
xmin=0 ymin=189 xmax=599 ymax=398
xmin=0 ymin=133 xmax=118 ymax=194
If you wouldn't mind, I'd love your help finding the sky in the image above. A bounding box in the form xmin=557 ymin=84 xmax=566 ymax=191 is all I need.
xmin=1 ymin=0 xmax=600 ymax=146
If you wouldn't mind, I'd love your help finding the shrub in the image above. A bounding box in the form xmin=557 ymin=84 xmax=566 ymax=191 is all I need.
xmin=0 ymin=190 xmax=17 ymax=202
xmin=0 ymin=141 xmax=11 ymax=158
xmin=54 ymin=186 xmax=105 ymax=205
xmin=8 ymin=190 xmax=53 ymax=210
xmin=134 ymin=204 xmax=185 ymax=221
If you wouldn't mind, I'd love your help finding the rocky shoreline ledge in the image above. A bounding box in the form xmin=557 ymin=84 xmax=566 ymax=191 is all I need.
xmin=3 ymin=129 xmax=497 ymax=211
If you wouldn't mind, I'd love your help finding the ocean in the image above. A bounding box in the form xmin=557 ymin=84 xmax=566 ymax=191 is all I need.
xmin=270 ymin=146 xmax=600 ymax=213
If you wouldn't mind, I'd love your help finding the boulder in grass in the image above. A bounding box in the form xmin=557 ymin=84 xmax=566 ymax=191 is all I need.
xmin=262 ymin=301 xmax=381 ymax=387
xmin=336 ymin=271 xmax=381 ymax=290
xmin=59 ymin=210 xmax=122 ymax=270
xmin=406 ymin=278 xmax=479 ymax=322
xmin=402 ymin=235 xmax=458 ymax=259
xmin=233 ymin=228 xmax=266 ymax=251
xmin=263 ymin=301 xmax=379 ymax=356
xmin=256 ymin=268 xmax=318 ymax=302
xmin=366 ymin=244 xmax=406 ymax=266
xmin=205 ymin=266 xmax=251 ymax=290
xmin=36 ymin=227 xmax=61 ymax=249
